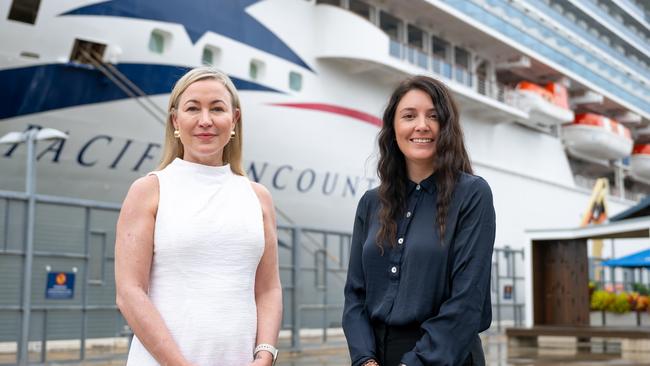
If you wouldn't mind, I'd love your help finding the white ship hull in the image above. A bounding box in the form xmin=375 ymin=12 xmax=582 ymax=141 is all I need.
xmin=0 ymin=0 xmax=645 ymax=247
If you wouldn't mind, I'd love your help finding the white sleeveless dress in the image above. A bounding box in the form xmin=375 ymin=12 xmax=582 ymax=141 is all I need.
xmin=126 ymin=158 xmax=265 ymax=366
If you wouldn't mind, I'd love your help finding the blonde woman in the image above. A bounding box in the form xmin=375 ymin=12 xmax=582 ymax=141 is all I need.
xmin=115 ymin=67 xmax=282 ymax=366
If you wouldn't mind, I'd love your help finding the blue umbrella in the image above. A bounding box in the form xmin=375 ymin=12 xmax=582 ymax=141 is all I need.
xmin=602 ymin=248 xmax=650 ymax=268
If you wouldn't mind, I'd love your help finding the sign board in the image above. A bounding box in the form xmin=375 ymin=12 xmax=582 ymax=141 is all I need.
xmin=45 ymin=272 xmax=75 ymax=299
xmin=503 ymin=284 xmax=513 ymax=300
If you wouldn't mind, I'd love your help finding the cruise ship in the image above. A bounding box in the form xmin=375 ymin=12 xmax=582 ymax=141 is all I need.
xmin=1 ymin=0 xmax=649 ymax=355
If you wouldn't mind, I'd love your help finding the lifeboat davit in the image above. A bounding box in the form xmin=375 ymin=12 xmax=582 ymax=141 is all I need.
xmin=630 ymin=144 xmax=650 ymax=180
xmin=562 ymin=113 xmax=633 ymax=161
xmin=509 ymin=81 xmax=574 ymax=126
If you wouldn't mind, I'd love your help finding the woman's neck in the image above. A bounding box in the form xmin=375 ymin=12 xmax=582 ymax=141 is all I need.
xmin=406 ymin=161 xmax=435 ymax=183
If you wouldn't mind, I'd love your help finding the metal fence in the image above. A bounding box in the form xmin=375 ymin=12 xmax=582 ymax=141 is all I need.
xmin=0 ymin=190 xmax=125 ymax=365
xmin=0 ymin=186 xmax=527 ymax=364
xmin=491 ymin=247 xmax=526 ymax=331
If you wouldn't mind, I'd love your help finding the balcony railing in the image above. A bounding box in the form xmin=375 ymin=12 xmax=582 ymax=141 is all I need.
xmin=388 ymin=40 xmax=512 ymax=105
xmin=444 ymin=0 xmax=650 ymax=113
xmin=526 ymin=0 xmax=650 ymax=80
xmin=573 ymin=0 xmax=650 ymax=54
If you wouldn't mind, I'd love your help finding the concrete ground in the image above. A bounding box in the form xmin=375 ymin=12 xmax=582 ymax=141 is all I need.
xmin=3 ymin=332 xmax=650 ymax=365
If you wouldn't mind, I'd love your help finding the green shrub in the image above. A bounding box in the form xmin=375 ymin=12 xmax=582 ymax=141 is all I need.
xmin=590 ymin=290 xmax=614 ymax=311
xmin=607 ymin=292 xmax=631 ymax=313
xmin=632 ymin=283 xmax=650 ymax=296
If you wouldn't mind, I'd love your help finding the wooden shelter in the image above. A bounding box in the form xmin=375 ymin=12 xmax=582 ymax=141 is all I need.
xmin=506 ymin=216 xmax=650 ymax=346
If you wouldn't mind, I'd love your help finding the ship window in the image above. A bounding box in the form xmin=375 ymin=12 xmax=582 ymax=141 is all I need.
xmin=431 ymin=36 xmax=449 ymax=60
xmin=408 ymin=25 xmax=424 ymax=50
xmin=149 ymin=30 xmax=168 ymax=54
xmin=289 ymin=71 xmax=302 ymax=91
xmin=202 ymin=48 xmax=213 ymax=65
xmin=8 ymin=0 xmax=41 ymax=24
xmin=380 ymin=11 xmax=402 ymax=40
xmin=316 ymin=0 xmax=340 ymax=5
xmin=349 ymin=0 xmax=371 ymax=22
xmin=20 ymin=51 xmax=39 ymax=59
xmin=454 ymin=47 xmax=471 ymax=87
xmin=202 ymin=46 xmax=221 ymax=66
xmin=454 ymin=46 xmax=470 ymax=68
xmin=249 ymin=59 xmax=265 ymax=80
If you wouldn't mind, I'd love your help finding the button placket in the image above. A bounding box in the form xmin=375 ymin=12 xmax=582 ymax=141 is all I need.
xmin=389 ymin=188 xmax=421 ymax=281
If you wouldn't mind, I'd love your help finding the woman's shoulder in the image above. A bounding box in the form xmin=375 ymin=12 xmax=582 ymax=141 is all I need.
xmin=455 ymin=173 xmax=493 ymax=207
xmin=457 ymin=172 xmax=491 ymax=192
xmin=129 ymin=175 xmax=159 ymax=196
xmin=353 ymin=188 xmax=380 ymax=215
xmin=360 ymin=187 xmax=380 ymax=204
xmin=122 ymin=175 xmax=159 ymax=212
xmin=249 ymin=181 xmax=274 ymax=210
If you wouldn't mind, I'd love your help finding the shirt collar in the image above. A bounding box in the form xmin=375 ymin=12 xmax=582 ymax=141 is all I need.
xmin=407 ymin=172 xmax=437 ymax=195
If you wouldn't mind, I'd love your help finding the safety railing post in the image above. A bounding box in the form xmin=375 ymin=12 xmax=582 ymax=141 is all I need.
xmin=291 ymin=227 xmax=302 ymax=351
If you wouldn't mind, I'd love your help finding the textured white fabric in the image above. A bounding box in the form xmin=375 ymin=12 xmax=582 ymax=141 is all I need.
xmin=126 ymin=158 xmax=265 ymax=366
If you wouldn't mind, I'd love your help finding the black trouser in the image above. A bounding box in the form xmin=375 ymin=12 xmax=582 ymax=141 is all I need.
xmin=372 ymin=322 xmax=483 ymax=366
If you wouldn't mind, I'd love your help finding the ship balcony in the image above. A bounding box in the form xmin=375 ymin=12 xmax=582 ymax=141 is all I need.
xmin=562 ymin=113 xmax=633 ymax=162
xmin=313 ymin=3 xmax=526 ymax=123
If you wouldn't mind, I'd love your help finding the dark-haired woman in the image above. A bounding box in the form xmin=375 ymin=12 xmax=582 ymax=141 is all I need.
xmin=342 ymin=76 xmax=496 ymax=366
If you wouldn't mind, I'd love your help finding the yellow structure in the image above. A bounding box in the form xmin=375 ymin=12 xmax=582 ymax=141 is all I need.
xmin=581 ymin=178 xmax=609 ymax=280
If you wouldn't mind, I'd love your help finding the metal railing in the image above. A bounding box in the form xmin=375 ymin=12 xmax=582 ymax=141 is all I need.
xmin=491 ymin=246 xmax=526 ymax=332
xmin=0 ymin=190 xmax=124 ymax=365
xmin=388 ymin=39 xmax=512 ymax=104
xmin=451 ymin=0 xmax=650 ymax=111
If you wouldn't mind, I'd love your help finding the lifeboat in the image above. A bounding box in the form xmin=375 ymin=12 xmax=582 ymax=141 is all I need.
xmin=562 ymin=113 xmax=633 ymax=161
xmin=630 ymin=144 xmax=650 ymax=180
xmin=508 ymin=81 xmax=574 ymax=126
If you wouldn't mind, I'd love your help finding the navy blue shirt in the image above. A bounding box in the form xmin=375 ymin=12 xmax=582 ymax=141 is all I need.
xmin=342 ymin=173 xmax=496 ymax=366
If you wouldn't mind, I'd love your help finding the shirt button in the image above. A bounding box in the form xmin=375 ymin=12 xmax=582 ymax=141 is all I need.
xmin=391 ymin=266 xmax=397 ymax=274
xmin=416 ymin=184 xmax=421 ymax=191
xmin=406 ymin=211 xmax=411 ymax=218
xmin=397 ymin=238 xmax=404 ymax=245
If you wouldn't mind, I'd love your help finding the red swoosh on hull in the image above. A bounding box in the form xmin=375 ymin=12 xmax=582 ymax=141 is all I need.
xmin=270 ymin=103 xmax=382 ymax=127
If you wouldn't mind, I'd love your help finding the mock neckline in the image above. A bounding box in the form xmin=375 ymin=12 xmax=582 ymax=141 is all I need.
xmin=171 ymin=158 xmax=232 ymax=176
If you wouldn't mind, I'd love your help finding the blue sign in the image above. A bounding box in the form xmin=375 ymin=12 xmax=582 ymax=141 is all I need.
xmin=503 ymin=285 xmax=513 ymax=300
xmin=45 ymin=272 xmax=75 ymax=299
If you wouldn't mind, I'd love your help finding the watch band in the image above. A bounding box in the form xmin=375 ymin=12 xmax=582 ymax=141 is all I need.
xmin=254 ymin=343 xmax=278 ymax=365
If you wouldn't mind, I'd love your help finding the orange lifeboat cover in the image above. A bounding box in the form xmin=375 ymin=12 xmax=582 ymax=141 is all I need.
xmin=633 ymin=144 xmax=650 ymax=155
xmin=574 ymin=113 xmax=631 ymax=139
xmin=545 ymin=82 xmax=569 ymax=109
xmin=516 ymin=81 xmax=554 ymax=103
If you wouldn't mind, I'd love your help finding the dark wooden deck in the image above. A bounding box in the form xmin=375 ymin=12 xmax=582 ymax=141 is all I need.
xmin=507 ymin=325 xmax=650 ymax=340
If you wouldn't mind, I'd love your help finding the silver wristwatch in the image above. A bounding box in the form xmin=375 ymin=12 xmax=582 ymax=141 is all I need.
xmin=254 ymin=343 xmax=278 ymax=365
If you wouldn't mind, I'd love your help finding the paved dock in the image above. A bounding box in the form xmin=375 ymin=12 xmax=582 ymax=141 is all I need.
xmin=4 ymin=332 xmax=650 ymax=365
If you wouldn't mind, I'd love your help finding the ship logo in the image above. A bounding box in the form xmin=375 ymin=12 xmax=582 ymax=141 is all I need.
xmin=55 ymin=273 xmax=67 ymax=286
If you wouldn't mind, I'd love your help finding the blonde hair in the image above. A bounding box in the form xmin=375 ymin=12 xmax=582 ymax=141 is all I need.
xmin=158 ymin=66 xmax=244 ymax=175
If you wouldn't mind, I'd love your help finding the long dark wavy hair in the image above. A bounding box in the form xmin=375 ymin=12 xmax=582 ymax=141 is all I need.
xmin=376 ymin=76 xmax=473 ymax=251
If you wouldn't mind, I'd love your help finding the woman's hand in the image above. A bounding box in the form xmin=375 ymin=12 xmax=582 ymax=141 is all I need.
xmin=362 ymin=359 xmax=380 ymax=366
xmin=248 ymin=351 xmax=274 ymax=366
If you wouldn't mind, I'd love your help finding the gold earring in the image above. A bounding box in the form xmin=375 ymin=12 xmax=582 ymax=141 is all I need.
xmin=230 ymin=130 xmax=236 ymax=139
xmin=174 ymin=129 xmax=180 ymax=138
